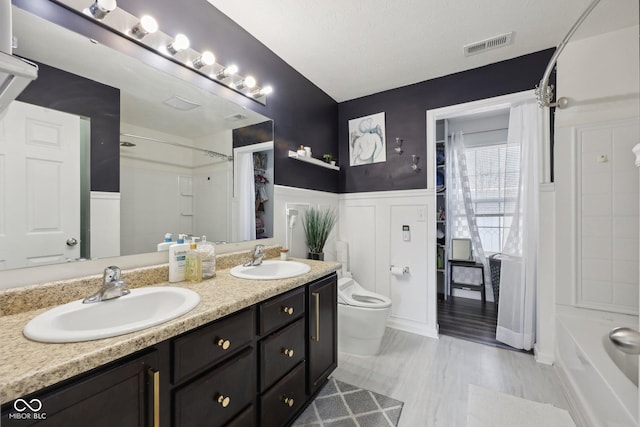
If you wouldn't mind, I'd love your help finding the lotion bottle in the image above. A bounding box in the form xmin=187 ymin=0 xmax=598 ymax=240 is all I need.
xmin=185 ymin=237 xmax=202 ymax=282
xmin=168 ymin=234 xmax=189 ymax=282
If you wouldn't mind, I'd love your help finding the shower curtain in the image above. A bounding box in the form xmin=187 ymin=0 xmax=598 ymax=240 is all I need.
xmin=236 ymin=151 xmax=256 ymax=241
xmin=447 ymin=131 xmax=490 ymax=293
xmin=495 ymin=102 xmax=539 ymax=350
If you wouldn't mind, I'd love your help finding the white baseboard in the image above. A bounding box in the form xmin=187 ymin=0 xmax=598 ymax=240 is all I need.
xmin=387 ymin=316 xmax=438 ymax=339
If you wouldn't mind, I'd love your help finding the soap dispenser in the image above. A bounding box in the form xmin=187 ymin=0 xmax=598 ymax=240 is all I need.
xmin=168 ymin=234 xmax=189 ymax=282
xmin=157 ymin=233 xmax=173 ymax=251
xmin=185 ymin=237 xmax=202 ymax=283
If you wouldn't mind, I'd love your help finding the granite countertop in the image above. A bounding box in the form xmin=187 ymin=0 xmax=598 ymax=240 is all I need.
xmin=0 ymin=255 xmax=340 ymax=404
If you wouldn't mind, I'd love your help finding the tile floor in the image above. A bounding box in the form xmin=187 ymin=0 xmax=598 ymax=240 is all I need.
xmin=332 ymin=328 xmax=572 ymax=426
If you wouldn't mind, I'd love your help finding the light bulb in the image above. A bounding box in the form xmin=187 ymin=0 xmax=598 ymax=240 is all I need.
xmin=252 ymin=85 xmax=273 ymax=97
xmin=215 ymin=64 xmax=238 ymax=79
xmin=244 ymin=76 xmax=256 ymax=89
xmin=192 ymin=51 xmax=216 ymax=69
xmin=130 ymin=15 xmax=158 ymax=39
xmin=167 ymin=34 xmax=190 ymax=54
xmin=84 ymin=0 xmax=117 ymax=20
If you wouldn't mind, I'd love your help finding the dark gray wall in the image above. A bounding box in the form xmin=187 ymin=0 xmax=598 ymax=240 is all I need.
xmin=338 ymin=49 xmax=555 ymax=193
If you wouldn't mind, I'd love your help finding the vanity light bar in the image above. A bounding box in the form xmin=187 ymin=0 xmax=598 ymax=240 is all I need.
xmin=72 ymin=0 xmax=272 ymax=103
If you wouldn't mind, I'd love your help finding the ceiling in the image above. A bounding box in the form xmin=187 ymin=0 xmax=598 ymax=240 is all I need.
xmin=207 ymin=0 xmax=639 ymax=102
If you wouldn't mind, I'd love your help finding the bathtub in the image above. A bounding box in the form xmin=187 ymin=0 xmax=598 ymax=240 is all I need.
xmin=555 ymin=308 xmax=638 ymax=427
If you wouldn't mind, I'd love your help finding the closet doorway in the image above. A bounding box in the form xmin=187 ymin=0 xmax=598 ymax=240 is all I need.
xmin=426 ymin=90 xmax=549 ymax=351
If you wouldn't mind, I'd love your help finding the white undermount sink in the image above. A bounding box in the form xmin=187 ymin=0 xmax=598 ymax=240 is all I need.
xmin=229 ymin=260 xmax=311 ymax=280
xmin=23 ymin=287 xmax=200 ymax=343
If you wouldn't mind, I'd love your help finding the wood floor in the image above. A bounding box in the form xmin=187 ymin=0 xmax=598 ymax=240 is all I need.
xmin=333 ymin=328 xmax=572 ymax=427
xmin=437 ymin=295 xmax=530 ymax=353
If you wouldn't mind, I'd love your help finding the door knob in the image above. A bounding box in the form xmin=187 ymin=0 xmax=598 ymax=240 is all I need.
xmin=66 ymin=238 xmax=78 ymax=246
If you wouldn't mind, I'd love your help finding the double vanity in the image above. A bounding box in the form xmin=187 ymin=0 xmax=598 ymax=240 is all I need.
xmin=0 ymin=247 xmax=339 ymax=426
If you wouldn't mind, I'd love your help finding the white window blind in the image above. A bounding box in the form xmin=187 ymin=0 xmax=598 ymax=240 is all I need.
xmin=464 ymin=143 xmax=520 ymax=253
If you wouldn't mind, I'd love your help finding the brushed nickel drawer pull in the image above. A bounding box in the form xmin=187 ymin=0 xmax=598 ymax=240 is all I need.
xmin=148 ymin=369 xmax=160 ymax=427
xmin=216 ymin=394 xmax=231 ymax=408
xmin=281 ymin=348 xmax=294 ymax=358
xmin=312 ymin=292 xmax=320 ymax=342
xmin=281 ymin=306 xmax=294 ymax=315
xmin=283 ymin=397 xmax=294 ymax=407
xmin=216 ymin=338 xmax=231 ymax=350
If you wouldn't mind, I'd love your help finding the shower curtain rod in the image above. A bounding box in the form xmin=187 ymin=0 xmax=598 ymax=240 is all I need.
xmin=120 ymin=133 xmax=233 ymax=161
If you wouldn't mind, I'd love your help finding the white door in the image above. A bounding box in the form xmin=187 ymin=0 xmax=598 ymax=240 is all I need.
xmin=0 ymin=100 xmax=81 ymax=269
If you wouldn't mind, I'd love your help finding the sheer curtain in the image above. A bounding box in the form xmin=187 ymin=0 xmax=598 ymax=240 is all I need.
xmin=496 ymin=102 xmax=539 ymax=350
xmin=235 ymin=152 xmax=256 ymax=241
xmin=447 ymin=131 xmax=490 ymax=293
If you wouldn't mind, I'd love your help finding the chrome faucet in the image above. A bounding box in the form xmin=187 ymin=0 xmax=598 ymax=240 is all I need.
xmin=243 ymin=244 xmax=266 ymax=266
xmin=83 ymin=266 xmax=131 ymax=303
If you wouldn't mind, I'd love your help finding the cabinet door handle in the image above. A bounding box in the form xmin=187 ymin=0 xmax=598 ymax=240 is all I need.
xmin=216 ymin=394 xmax=231 ymax=408
xmin=312 ymin=292 xmax=320 ymax=342
xmin=281 ymin=348 xmax=294 ymax=358
xmin=281 ymin=306 xmax=294 ymax=315
xmin=148 ymin=369 xmax=160 ymax=427
xmin=282 ymin=397 xmax=294 ymax=407
xmin=216 ymin=338 xmax=231 ymax=350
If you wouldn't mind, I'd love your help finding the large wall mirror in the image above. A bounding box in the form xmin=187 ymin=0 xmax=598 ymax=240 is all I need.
xmin=1 ymin=5 xmax=274 ymax=271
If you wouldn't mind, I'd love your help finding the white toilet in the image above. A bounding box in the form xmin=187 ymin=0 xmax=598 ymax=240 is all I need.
xmin=336 ymin=241 xmax=392 ymax=356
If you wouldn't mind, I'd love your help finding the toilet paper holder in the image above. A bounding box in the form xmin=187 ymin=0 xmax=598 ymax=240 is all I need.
xmin=390 ymin=265 xmax=410 ymax=275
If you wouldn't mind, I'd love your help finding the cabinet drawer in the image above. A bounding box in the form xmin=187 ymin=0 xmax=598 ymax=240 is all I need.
xmin=173 ymin=347 xmax=255 ymax=427
xmin=259 ymin=286 xmax=305 ymax=336
xmin=226 ymin=404 xmax=256 ymax=427
xmin=260 ymin=318 xmax=305 ymax=392
xmin=260 ymin=362 xmax=306 ymax=427
xmin=172 ymin=308 xmax=254 ymax=383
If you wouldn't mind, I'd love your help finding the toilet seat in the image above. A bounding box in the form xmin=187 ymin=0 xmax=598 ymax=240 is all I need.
xmin=337 ymin=277 xmax=392 ymax=309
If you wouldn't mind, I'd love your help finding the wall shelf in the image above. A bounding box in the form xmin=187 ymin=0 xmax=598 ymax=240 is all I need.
xmin=288 ymin=150 xmax=340 ymax=170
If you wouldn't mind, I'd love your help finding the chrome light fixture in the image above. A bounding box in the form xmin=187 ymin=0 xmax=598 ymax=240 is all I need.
xmin=251 ymin=85 xmax=273 ymax=98
xmin=233 ymin=76 xmax=256 ymax=91
xmin=84 ymin=0 xmax=117 ymax=20
xmin=192 ymin=51 xmax=216 ymax=70
xmin=166 ymin=34 xmax=190 ymax=55
xmin=130 ymin=15 xmax=158 ymax=39
xmin=59 ymin=0 xmax=273 ymax=104
xmin=215 ymin=64 xmax=238 ymax=80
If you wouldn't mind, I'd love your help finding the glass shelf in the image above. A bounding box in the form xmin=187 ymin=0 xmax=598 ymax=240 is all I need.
xmin=288 ymin=150 xmax=340 ymax=170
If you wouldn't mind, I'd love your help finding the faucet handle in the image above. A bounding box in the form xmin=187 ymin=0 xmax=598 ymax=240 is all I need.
xmin=103 ymin=266 xmax=121 ymax=283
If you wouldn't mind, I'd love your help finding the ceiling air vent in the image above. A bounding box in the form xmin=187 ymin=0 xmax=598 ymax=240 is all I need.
xmin=464 ymin=32 xmax=514 ymax=57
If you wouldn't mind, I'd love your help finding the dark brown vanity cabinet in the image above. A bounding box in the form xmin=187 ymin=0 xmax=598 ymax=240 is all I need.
xmin=2 ymin=272 xmax=338 ymax=427
xmin=307 ymin=274 xmax=338 ymax=396
xmin=170 ymin=308 xmax=257 ymax=427
xmin=1 ymin=350 xmax=159 ymax=427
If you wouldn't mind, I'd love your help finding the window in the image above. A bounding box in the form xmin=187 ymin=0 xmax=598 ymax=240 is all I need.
xmin=464 ymin=143 xmax=520 ymax=253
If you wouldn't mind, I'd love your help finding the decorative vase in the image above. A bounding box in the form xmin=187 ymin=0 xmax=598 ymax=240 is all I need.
xmin=307 ymin=252 xmax=324 ymax=261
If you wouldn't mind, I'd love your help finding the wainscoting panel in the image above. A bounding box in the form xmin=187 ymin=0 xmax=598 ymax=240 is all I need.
xmin=341 ymin=190 xmax=436 ymax=337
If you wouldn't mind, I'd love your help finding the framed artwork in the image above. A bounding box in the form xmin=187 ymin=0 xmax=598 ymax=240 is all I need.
xmin=348 ymin=112 xmax=386 ymax=166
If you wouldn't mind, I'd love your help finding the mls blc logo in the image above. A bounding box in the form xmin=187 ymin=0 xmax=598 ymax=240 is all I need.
xmin=8 ymin=398 xmax=46 ymax=420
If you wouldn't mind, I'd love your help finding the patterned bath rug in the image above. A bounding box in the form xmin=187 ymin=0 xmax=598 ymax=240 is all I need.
xmin=467 ymin=384 xmax=575 ymax=427
xmin=292 ymin=378 xmax=403 ymax=427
